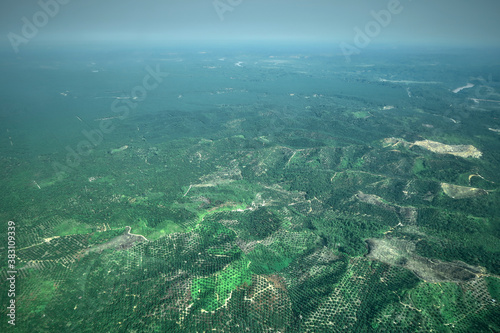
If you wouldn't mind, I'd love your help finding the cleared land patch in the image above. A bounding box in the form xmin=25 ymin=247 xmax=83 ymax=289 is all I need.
xmin=441 ymin=183 xmax=488 ymax=199
xmin=366 ymin=237 xmax=481 ymax=282
xmin=412 ymin=140 xmax=482 ymax=158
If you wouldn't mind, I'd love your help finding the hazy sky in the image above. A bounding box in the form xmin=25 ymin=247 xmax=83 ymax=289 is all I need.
xmin=1 ymin=0 xmax=500 ymax=49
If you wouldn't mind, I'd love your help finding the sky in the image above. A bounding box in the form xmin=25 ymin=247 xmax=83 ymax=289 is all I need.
xmin=1 ymin=0 xmax=500 ymax=50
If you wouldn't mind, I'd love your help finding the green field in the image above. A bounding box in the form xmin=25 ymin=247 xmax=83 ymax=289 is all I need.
xmin=1 ymin=45 xmax=499 ymax=332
